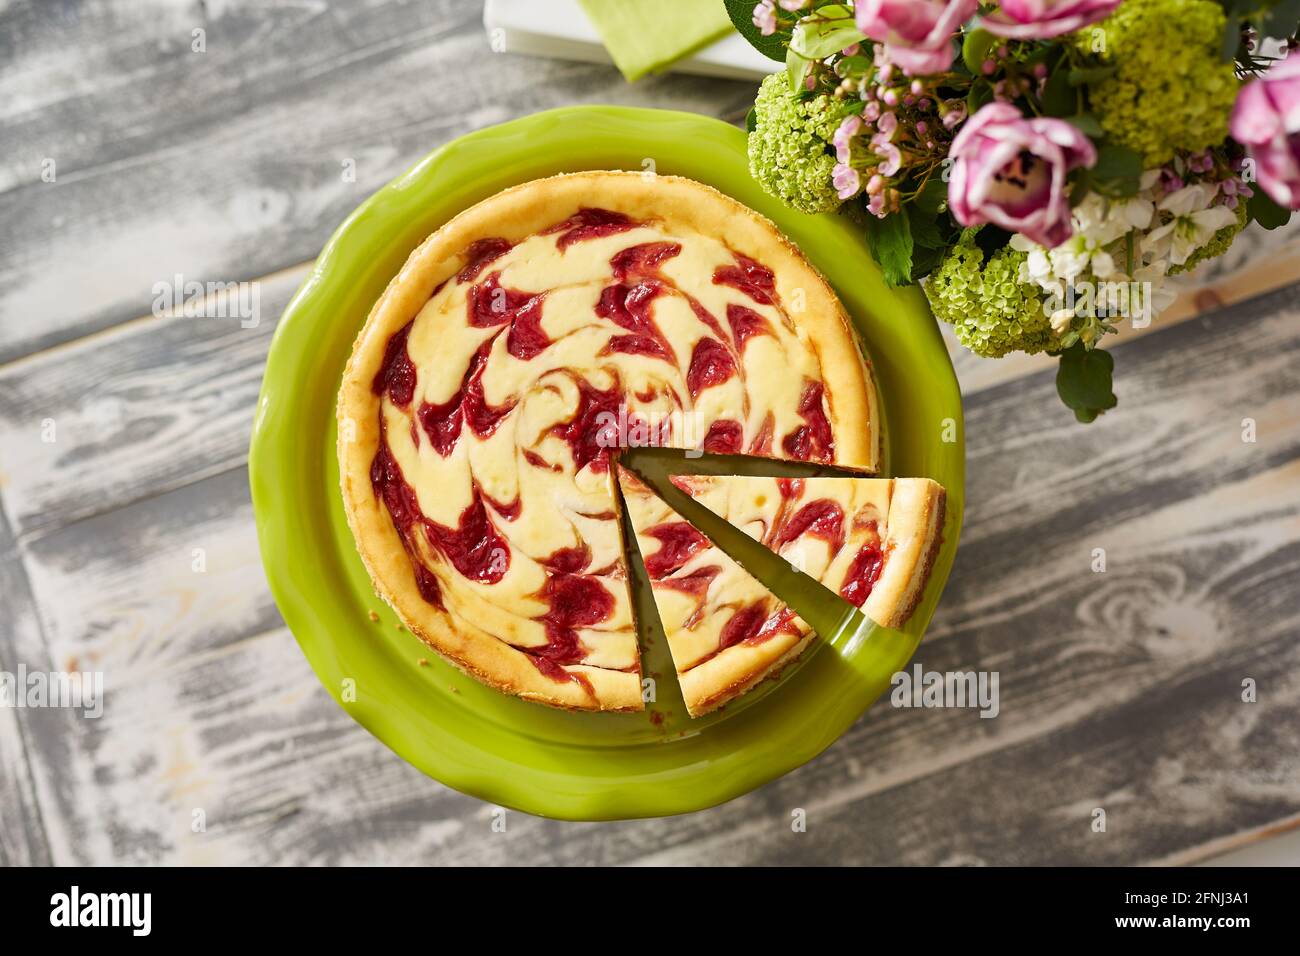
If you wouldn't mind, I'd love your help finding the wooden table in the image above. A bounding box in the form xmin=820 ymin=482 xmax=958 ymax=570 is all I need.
xmin=2 ymin=0 xmax=1298 ymax=866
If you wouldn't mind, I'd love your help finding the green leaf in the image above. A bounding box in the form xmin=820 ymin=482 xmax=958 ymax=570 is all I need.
xmin=1221 ymin=14 xmax=1241 ymax=62
xmin=864 ymin=208 xmax=914 ymax=288
xmin=1040 ymin=65 xmax=1075 ymax=118
xmin=786 ymin=44 xmax=813 ymax=92
xmin=723 ymin=0 xmax=791 ymax=62
xmin=966 ymin=79 xmax=993 ymax=117
xmin=789 ymin=4 xmax=864 ymax=60
xmin=745 ymin=105 xmax=757 ymax=133
xmin=835 ymin=54 xmax=871 ymax=77
xmin=961 ymin=28 xmax=997 ymax=76
xmin=1263 ymin=0 xmax=1300 ymax=40
xmin=1067 ymin=65 xmax=1117 ymax=85
xmin=1056 ymin=342 xmax=1117 ymax=421
xmin=909 ymin=211 xmax=947 ymax=250
xmin=910 ymin=243 xmax=947 ymax=282
xmin=1248 ymin=188 xmax=1293 ymax=231
xmin=1091 ymin=143 xmax=1143 ymax=188
xmin=913 ymin=177 xmax=948 ymax=217
xmin=1063 ymin=113 xmax=1104 ymax=137
xmin=1068 ymin=170 xmax=1092 ymax=206
xmin=1105 ymin=176 xmax=1140 ymax=198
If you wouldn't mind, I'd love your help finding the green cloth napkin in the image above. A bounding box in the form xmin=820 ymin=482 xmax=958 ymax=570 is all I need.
xmin=577 ymin=0 xmax=734 ymax=82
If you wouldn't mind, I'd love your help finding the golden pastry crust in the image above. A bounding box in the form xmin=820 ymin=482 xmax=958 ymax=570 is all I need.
xmin=338 ymin=171 xmax=877 ymax=712
xmin=863 ymin=478 xmax=946 ymax=629
xmin=679 ymin=631 xmax=817 ymax=717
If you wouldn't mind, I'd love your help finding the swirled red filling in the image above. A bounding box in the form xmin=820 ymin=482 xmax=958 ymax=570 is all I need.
xmin=713 ymin=253 xmax=776 ymax=305
xmin=840 ymin=538 xmax=884 ymax=608
xmin=781 ymin=380 xmax=834 ymax=463
xmin=775 ymin=498 xmax=845 ymax=552
xmin=642 ymin=521 xmax=709 ymax=580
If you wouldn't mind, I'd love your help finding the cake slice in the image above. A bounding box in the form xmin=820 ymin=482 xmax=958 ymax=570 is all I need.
xmin=617 ymin=467 xmax=816 ymax=717
xmin=668 ymin=475 xmax=946 ymax=629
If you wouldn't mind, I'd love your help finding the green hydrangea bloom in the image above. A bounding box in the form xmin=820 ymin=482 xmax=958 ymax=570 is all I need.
xmin=1075 ymin=0 xmax=1238 ymax=167
xmin=925 ymin=232 xmax=1055 ymax=359
xmin=1168 ymin=198 xmax=1248 ymax=275
xmin=747 ymin=73 xmax=849 ymax=215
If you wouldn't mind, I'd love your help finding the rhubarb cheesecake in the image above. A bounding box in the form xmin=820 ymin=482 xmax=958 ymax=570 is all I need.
xmin=337 ymin=172 xmax=879 ymax=711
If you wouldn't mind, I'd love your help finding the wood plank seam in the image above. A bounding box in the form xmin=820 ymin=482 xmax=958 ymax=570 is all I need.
xmin=0 ymin=496 xmax=58 ymax=865
xmin=0 ymin=262 xmax=310 ymax=376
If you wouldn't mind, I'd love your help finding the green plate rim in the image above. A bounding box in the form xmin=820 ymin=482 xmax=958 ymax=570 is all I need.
xmin=249 ymin=105 xmax=965 ymax=821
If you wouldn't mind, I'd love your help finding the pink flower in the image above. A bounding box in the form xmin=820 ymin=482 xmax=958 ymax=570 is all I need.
xmin=948 ymin=102 xmax=1097 ymax=248
xmin=941 ymin=100 xmax=967 ymax=129
xmin=854 ymin=0 xmax=977 ymax=76
xmin=874 ymin=142 xmax=902 ymax=176
xmin=833 ymin=115 xmax=863 ymax=163
xmin=833 ymin=163 xmax=862 ymax=200
xmin=870 ymin=112 xmax=902 ymax=175
xmin=1230 ymin=49 xmax=1300 ymax=210
xmin=752 ymin=0 xmax=777 ymax=36
xmin=979 ymin=0 xmax=1122 ymax=39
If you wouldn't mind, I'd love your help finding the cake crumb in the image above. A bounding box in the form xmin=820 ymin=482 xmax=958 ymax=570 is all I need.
xmin=368 ymin=610 xmax=380 ymax=622
xmin=449 ymin=686 xmax=460 ymax=694
xmin=650 ymin=711 xmax=665 ymax=727
xmin=417 ymin=658 xmax=429 ymax=667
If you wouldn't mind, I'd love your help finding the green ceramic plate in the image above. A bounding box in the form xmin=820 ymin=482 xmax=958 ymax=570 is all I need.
xmin=249 ymin=106 xmax=964 ymax=821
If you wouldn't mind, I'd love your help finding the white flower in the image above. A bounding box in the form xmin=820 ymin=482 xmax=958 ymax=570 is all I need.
xmin=1161 ymin=183 xmax=1215 ymax=216
xmin=1110 ymin=195 xmax=1156 ymax=233
xmin=1047 ymin=235 xmax=1094 ymax=282
xmin=1049 ymin=308 xmax=1075 ymax=335
xmin=1070 ymin=192 xmax=1154 ymax=246
xmin=1009 ymin=232 xmax=1035 ymax=253
xmin=1141 ymin=185 xmax=1238 ymax=266
xmin=1071 ymin=194 xmax=1109 ymax=233
xmin=1090 ymin=249 xmax=1117 ymax=279
xmin=1010 ymin=234 xmax=1053 ymax=285
xmin=1129 ymin=260 xmax=1178 ymax=315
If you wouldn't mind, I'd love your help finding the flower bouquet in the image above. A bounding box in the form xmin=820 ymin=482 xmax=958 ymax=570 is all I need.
xmin=727 ymin=0 xmax=1300 ymax=420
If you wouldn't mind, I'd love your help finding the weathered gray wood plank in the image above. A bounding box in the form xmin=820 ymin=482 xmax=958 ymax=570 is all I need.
xmin=0 ymin=268 xmax=301 ymax=540
xmin=0 ymin=0 xmax=754 ymax=362
xmin=0 ymin=505 xmax=53 ymax=866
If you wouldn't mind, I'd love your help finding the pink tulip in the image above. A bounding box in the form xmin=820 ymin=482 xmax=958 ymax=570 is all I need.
xmin=1230 ymin=49 xmax=1300 ymax=210
xmin=854 ymin=0 xmax=977 ymax=76
xmin=948 ymin=102 xmax=1097 ymax=248
xmin=979 ymin=0 xmax=1122 ymax=39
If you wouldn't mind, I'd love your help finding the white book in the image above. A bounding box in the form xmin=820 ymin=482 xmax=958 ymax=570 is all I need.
xmin=483 ymin=0 xmax=774 ymax=81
